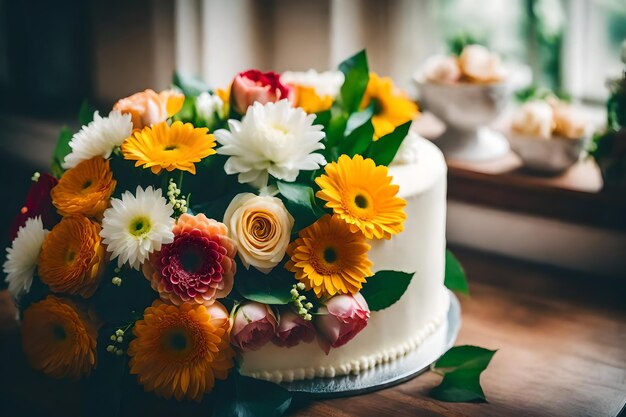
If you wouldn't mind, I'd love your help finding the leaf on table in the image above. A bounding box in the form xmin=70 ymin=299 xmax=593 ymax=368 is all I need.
xmin=430 ymin=345 xmax=497 ymax=403
xmin=444 ymin=249 xmax=469 ymax=295
xmin=360 ymin=271 xmax=414 ymax=311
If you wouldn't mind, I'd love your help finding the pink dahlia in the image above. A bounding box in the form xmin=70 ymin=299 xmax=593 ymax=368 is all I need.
xmin=143 ymin=213 xmax=237 ymax=305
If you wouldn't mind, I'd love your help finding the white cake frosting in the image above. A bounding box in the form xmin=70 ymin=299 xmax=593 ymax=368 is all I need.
xmin=239 ymin=136 xmax=448 ymax=382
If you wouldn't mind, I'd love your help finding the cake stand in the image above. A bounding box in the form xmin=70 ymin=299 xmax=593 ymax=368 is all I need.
xmin=415 ymin=77 xmax=511 ymax=162
xmin=280 ymin=290 xmax=461 ymax=398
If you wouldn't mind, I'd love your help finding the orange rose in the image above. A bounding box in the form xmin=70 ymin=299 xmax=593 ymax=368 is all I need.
xmin=113 ymin=89 xmax=184 ymax=129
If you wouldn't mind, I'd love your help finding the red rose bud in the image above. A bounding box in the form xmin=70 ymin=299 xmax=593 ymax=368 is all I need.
xmin=9 ymin=173 xmax=58 ymax=241
xmin=231 ymin=70 xmax=292 ymax=114
xmin=317 ymin=293 xmax=370 ymax=351
xmin=273 ymin=310 xmax=316 ymax=348
xmin=230 ymin=302 xmax=277 ymax=351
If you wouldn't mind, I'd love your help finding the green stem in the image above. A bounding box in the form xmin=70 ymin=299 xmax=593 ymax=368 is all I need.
xmin=177 ymin=170 xmax=184 ymax=190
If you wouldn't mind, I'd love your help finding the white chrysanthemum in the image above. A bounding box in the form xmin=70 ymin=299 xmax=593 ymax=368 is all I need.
xmin=195 ymin=91 xmax=224 ymax=124
xmin=100 ymin=186 xmax=175 ymax=270
xmin=215 ymin=99 xmax=326 ymax=188
xmin=281 ymin=69 xmax=344 ymax=98
xmin=3 ymin=217 xmax=48 ymax=299
xmin=63 ymin=110 xmax=133 ymax=169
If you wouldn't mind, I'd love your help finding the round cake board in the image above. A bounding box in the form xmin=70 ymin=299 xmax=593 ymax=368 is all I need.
xmin=280 ymin=290 xmax=461 ymax=398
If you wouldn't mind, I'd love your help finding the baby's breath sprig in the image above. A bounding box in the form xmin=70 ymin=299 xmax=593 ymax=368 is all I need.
xmin=111 ymin=267 xmax=123 ymax=286
xmin=290 ymin=283 xmax=314 ymax=321
xmin=31 ymin=171 xmax=40 ymax=182
xmin=167 ymin=178 xmax=188 ymax=217
xmin=106 ymin=326 xmax=130 ymax=356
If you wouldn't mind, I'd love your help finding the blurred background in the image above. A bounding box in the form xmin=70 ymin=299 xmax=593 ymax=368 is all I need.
xmin=0 ymin=0 xmax=625 ymax=276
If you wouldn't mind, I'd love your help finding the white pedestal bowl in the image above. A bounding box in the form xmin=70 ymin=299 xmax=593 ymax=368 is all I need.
xmin=415 ymin=77 xmax=511 ymax=161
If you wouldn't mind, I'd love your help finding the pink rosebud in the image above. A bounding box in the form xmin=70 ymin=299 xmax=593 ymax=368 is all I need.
xmin=317 ymin=293 xmax=370 ymax=352
xmin=273 ymin=310 xmax=316 ymax=348
xmin=231 ymin=70 xmax=292 ymax=114
xmin=230 ymin=302 xmax=277 ymax=351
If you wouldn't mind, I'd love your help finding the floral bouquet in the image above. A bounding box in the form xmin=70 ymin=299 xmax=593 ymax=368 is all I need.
xmin=3 ymin=51 xmax=425 ymax=416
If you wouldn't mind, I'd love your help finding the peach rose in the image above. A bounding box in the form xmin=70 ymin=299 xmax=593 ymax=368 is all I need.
xmin=423 ymin=55 xmax=461 ymax=84
xmin=459 ymin=44 xmax=506 ymax=83
xmin=230 ymin=70 xmax=292 ymax=114
xmin=223 ymin=193 xmax=294 ymax=273
xmin=113 ymin=89 xmax=184 ymax=129
xmin=552 ymin=102 xmax=588 ymax=139
xmin=511 ymin=101 xmax=554 ymax=139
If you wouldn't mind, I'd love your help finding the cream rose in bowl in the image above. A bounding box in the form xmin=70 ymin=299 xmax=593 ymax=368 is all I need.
xmin=224 ymin=193 xmax=294 ymax=273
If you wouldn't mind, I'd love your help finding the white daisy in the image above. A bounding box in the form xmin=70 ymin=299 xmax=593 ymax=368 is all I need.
xmin=62 ymin=110 xmax=133 ymax=169
xmin=215 ymin=99 xmax=326 ymax=188
xmin=100 ymin=186 xmax=175 ymax=270
xmin=281 ymin=70 xmax=344 ymax=99
xmin=3 ymin=217 xmax=49 ymax=299
xmin=195 ymin=91 xmax=224 ymax=125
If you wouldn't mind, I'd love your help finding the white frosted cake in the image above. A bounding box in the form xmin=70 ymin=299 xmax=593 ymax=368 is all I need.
xmin=239 ymin=135 xmax=449 ymax=382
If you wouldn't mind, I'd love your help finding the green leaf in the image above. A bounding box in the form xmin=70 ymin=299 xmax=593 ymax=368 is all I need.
xmin=213 ymin=372 xmax=292 ymax=417
xmin=78 ymin=99 xmax=95 ymax=126
xmin=341 ymin=118 xmax=374 ymax=157
xmin=444 ymin=250 xmax=469 ymax=295
xmin=430 ymin=345 xmax=497 ymax=403
xmin=337 ymin=50 xmax=370 ymax=113
xmin=277 ymin=181 xmax=316 ymax=213
xmin=172 ymin=71 xmax=209 ymax=97
xmin=235 ymin=261 xmax=295 ymax=305
xmin=172 ymin=94 xmax=196 ymax=124
xmin=360 ymin=270 xmax=413 ymax=311
xmin=366 ymin=121 xmax=411 ymax=166
xmin=344 ymin=104 xmax=374 ymax=137
xmin=51 ymin=127 xmax=73 ymax=177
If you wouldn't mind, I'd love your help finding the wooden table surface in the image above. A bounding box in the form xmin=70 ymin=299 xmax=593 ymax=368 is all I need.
xmin=289 ymin=248 xmax=626 ymax=417
xmin=0 ymin=248 xmax=624 ymax=417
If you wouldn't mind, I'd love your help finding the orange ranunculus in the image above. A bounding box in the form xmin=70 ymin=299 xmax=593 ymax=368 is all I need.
xmin=51 ymin=157 xmax=116 ymax=219
xmin=38 ymin=216 xmax=106 ymax=298
xmin=113 ymin=89 xmax=184 ymax=129
xmin=21 ymin=295 xmax=98 ymax=379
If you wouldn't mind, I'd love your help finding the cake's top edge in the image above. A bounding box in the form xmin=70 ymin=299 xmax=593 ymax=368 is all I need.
xmin=389 ymin=136 xmax=447 ymax=198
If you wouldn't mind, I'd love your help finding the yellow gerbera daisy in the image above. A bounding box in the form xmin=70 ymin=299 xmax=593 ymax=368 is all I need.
xmin=360 ymin=72 xmax=419 ymax=139
xmin=51 ymin=156 xmax=116 ymax=219
xmin=38 ymin=216 xmax=106 ymax=297
xmin=294 ymin=85 xmax=333 ymax=114
xmin=21 ymin=295 xmax=98 ymax=379
xmin=121 ymin=121 xmax=216 ymax=174
xmin=286 ymin=214 xmax=373 ymax=298
xmin=128 ymin=301 xmax=234 ymax=401
xmin=315 ymin=154 xmax=407 ymax=240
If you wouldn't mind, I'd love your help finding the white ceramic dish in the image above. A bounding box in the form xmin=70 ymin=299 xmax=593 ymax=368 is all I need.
xmin=414 ymin=75 xmax=511 ymax=161
xmin=505 ymin=128 xmax=590 ymax=173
